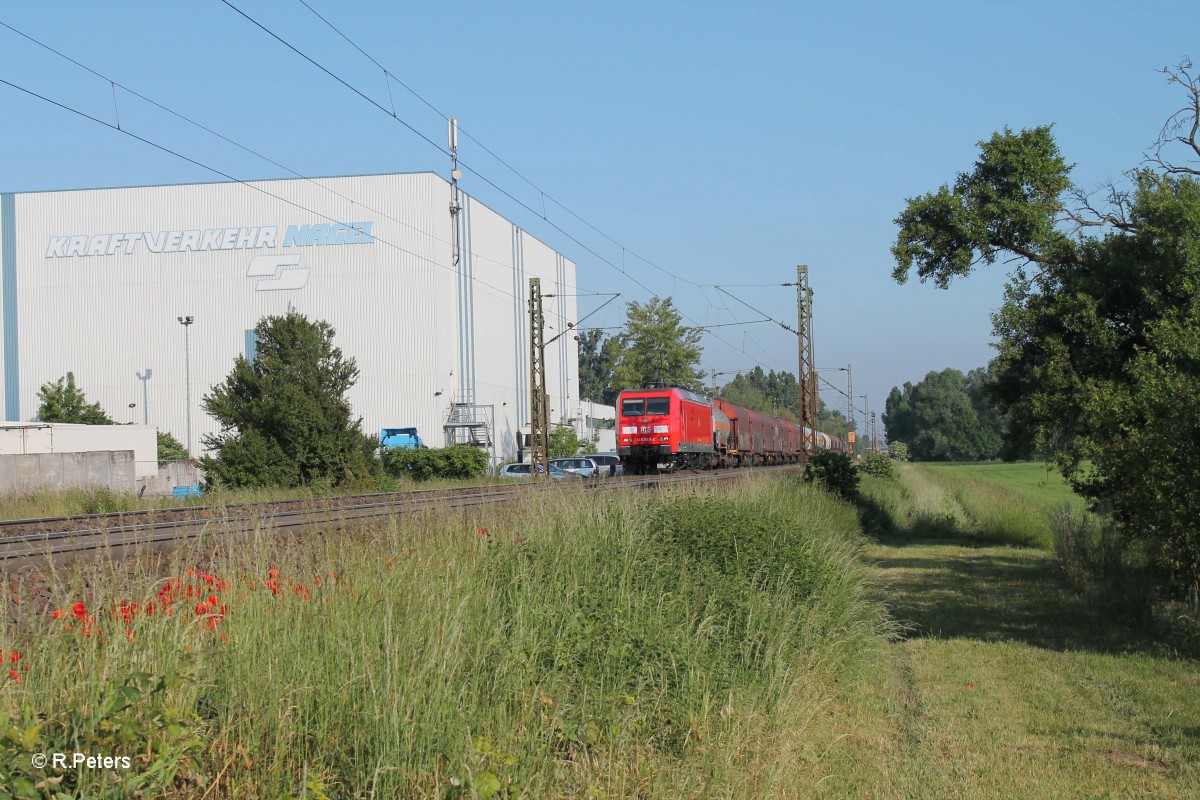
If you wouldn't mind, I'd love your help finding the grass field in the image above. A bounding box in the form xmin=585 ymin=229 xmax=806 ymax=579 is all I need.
xmin=839 ymin=463 xmax=1200 ymax=799
xmin=922 ymin=460 xmax=1087 ymax=512
xmin=3 ymin=466 xmax=1196 ymax=798
xmin=1 ymin=476 xmax=892 ymax=798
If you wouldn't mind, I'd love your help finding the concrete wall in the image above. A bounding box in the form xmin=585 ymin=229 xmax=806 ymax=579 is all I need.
xmin=137 ymin=460 xmax=204 ymax=497
xmin=0 ymin=449 xmax=135 ymax=495
xmin=0 ymin=423 xmax=157 ymax=477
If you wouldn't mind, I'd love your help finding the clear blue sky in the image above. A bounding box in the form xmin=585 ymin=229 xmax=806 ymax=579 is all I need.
xmin=3 ymin=0 xmax=1197 ymax=425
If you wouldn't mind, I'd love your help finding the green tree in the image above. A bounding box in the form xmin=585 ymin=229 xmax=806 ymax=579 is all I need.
xmin=200 ymin=310 xmax=378 ymax=490
xmin=890 ymin=60 xmax=1200 ymax=596
xmin=577 ymin=329 xmax=621 ymax=405
xmin=613 ymin=297 xmax=704 ymax=391
xmin=882 ymin=368 xmax=1002 ymax=461
xmin=36 ymin=373 xmax=114 ymax=424
xmin=156 ymin=431 xmax=188 ymax=465
xmin=717 ymin=367 xmax=801 ymax=421
xmin=547 ymin=425 xmax=598 ymax=459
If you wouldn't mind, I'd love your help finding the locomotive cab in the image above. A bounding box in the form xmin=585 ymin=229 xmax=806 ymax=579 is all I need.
xmin=617 ymin=387 xmax=722 ymax=473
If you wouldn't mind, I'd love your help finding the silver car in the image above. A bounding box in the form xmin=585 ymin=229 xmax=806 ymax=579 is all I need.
xmin=549 ymin=457 xmax=601 ymax=478
xmin=498 ymin=463 xmax=568 ymax=479
xmin=585 ymin=453 xmax=624 ymax=477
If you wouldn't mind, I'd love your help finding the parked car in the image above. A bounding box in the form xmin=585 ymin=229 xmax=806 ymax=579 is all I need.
xmin=549 ymin=457 xmax=601 ymax=478
xmin=585 ymin=453 xmax=624 ymax=477
xmin=498 ymin=462 xmax=568 ymax=479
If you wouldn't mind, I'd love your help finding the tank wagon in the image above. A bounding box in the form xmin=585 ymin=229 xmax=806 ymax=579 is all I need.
xmin=616 ymin=386 xmax=847 ymax=474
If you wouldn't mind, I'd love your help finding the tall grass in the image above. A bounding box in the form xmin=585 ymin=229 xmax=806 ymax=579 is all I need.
xmin=0 ymin=475 xmax=514 ymax=522
xmin=1 ymin=476 xmax=890 ymax=798
xmin=860 ymin=463 xmax=1055 ymax=548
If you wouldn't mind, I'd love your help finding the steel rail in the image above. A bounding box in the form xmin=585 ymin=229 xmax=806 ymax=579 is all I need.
xmin=2 ymin=466 xmax=797 ymax=570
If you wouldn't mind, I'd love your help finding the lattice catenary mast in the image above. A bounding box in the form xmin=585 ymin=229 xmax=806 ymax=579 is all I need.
xmin=795 ymin=265 xmax=817 ymax=439
xmin=528 ymin=277 xmax=550 ymax=477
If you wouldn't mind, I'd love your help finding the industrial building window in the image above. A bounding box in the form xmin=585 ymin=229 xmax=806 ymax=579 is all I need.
xmin=245 ymin=329 xmax=258 ymax=363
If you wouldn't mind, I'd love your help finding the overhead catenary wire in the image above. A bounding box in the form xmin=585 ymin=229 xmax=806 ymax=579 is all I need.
xmin=4 ymin=9 xmax=794 ymax=376
xmin=218 ymin=0 xmax=670 ymax=301
xmin=0 ymin=22 xmax=628 ymax=329
xmin=224 ymin=0 xmax=775 ymax=368
xmin=0 ymin=77 xmax=588 ymax=328
xmin=817 ymin=374 xmax=868 ymax=421
xmin=291 ymin=0 xmax=705 ymax=292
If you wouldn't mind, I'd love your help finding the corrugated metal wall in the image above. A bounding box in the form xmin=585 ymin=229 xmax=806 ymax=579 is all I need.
xmin=6 ymin=173 xmax=578 ymax=466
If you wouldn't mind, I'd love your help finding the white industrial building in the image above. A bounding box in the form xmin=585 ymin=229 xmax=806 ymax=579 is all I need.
xmin=0 ymin=173 xmax=580 ymax=467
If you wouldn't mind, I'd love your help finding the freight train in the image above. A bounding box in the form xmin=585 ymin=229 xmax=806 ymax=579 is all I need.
xmin=616 ymin=385 xmax=847 ymax=474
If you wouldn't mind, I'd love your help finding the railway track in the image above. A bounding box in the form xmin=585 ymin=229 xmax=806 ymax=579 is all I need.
xmin=1 ymin=466 xmax=792 ymax=570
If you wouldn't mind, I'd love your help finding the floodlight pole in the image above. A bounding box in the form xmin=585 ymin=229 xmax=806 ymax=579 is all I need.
xmin=177 ymin=316 xmax=194 ymax=458
xmin=136 ymin=368 xmax=152 ymax=426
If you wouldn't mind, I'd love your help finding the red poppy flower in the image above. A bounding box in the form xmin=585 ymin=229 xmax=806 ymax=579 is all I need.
xmin=116 ymin=602 xmax=137 ymax=623
xmin=194 ymin=602 xmax=207 ymax=616
xmin=9 ymin=650 xmax=20 ymax=663
xmin=7 ymin=669 xmax=18 ymax=681
xmin=51 ymin=609 xmax=65 ymax=620
xmin=124 ymin=629 xmax=136 ymax=642
xmin=71 ymin=602 xmax=87 ymax=619
xmin=145 ymin=602 xmax=155 ymax=615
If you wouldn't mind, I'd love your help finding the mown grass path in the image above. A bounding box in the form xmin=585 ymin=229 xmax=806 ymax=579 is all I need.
xmin=855 ymin=534 xmax=1200 ymax=799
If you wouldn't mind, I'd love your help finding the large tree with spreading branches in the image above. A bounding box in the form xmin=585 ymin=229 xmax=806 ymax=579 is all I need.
xmin=891 ymin=61 xmax=1200 ymax=598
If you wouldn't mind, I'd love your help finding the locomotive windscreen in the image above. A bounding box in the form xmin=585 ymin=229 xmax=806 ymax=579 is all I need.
xmin=645 ymin=397 xmax=670 ymax=415
xmin=621 ymin=399 xmax=644 ymax=416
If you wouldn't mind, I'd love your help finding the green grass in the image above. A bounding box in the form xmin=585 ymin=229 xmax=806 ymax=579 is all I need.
xmin=858 ymin=463 xmax=1058 ymax=549
xmin=1 ymin=476 xmax=891 ymax=798
xmin=840 ymin=536 xmax=1200 ymax=799
xmin=7 ymin=467 xmax=1196 ymax=798
xmin=922 ymin=460 xmax=1087 ymax=513
xmin=0 ymin=475 xmax=527 ymax=522
xmin=817 ymin=464 xmax=1200 ymax=799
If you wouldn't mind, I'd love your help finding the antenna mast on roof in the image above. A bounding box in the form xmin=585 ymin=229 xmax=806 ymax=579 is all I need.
xmin=449 ymin=117 xmax=463 ymax=266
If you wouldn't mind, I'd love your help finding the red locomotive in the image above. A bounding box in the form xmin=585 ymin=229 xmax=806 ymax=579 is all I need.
xmin=617 ymin=385 xmax=847 ymax=473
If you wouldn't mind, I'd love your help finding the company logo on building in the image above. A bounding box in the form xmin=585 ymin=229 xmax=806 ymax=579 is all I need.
xmin=246 ymin=254 xmax=309 ymax=291
xmin=43 ymin=221 xmax=375 ymax=258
